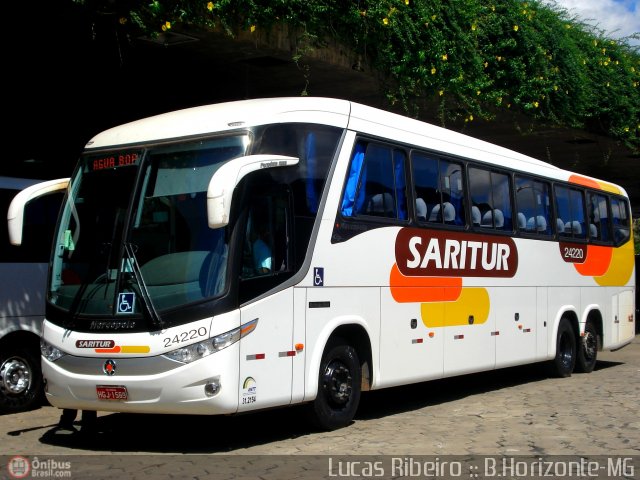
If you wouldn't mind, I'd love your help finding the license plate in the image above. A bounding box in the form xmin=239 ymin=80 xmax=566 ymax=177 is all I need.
xmin=96 ymin=385 xmax=128 ymax=401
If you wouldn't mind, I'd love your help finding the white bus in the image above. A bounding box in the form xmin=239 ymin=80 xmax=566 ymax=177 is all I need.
xmin=9 ymin=98 xmax=635 ymax=430
xmin=1 ymin=176 xmax=65 ymax=411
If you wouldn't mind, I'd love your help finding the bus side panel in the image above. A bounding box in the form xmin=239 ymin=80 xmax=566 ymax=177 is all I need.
xmin=238 ymin=289 xmax=294 ymax=411
xmin=304 ymin=287 xmax=380 ymax=400
xmin=536 ymin=287 xmax=549 ymax=361
xmin=494 ymin=287 xmax=537 ymax=368
xmin=379 ymin=293 xmax=444 ymax=389
xmin=616 ymin=289 xmax=635 ymax=346
xmin=547 ymin=287 xmax=580 ymax=359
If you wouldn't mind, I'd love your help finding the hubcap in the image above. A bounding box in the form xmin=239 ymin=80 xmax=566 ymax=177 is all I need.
xmin=323 ymin=360 xmax=352 ymax=406
xmin=0 ymin=357 xmax=31 ymax=395
xmin=559 ymin=333 xmax=573 ymax=369
xmin=582 ymin=331 xmax=597 ymax=360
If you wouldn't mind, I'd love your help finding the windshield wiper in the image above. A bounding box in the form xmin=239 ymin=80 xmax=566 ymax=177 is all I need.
xmin=124 ymin=242 xmax=163 ymax=330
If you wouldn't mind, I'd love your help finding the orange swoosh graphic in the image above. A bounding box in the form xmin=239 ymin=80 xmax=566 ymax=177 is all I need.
xmin=574 ymin=245 xmax=613 ymax=277
xmin=389 ymin=263 xmax=462 ymax=303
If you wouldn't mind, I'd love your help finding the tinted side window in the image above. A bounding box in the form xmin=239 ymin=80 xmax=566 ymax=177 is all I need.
xmin=515 ymin=176 xmax=552 ymax=235
xmin=341 ymin=142 xmax=408 ymax=221
xmin=555 ymin=186 xmax=586 ymax=240
xmin=610 ymin=197 xmax=631 ymax=245
xmin=587 ymin=192 xmax=611 ymax=243
xmin=469 ymin=167 xmax=512 ymax=232
xmin=411 ymin=153 xmax=465 ymax=226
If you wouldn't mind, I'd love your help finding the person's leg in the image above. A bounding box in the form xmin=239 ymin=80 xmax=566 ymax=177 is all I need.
xmin=57 ymin=409 xmax=78 ymax=431
xmin=80 ymin=410 xmax=98 ymax=434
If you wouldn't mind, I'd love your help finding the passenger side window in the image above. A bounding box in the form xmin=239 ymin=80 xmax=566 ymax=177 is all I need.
xmin=340 ymin=142 xmax=408 ymax=221
xmin=469 ymin=167 xmax=512 ymax=232
xmin=411 ymin=152 xmax=465 ymax=226
xmin=610 ymin=197 xmax=630 ymax=245
xmin=555 ymin=186 xmax=586 ymax=240
xmin=587 ymin=192 xmax=610 ymax=243
xmin=515 ymin=176 xmax=552 ymax=235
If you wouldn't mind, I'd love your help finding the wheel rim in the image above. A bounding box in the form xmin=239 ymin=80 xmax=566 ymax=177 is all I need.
xmin=582 ymin=330 xmax=597 ymax=362
xmin=322 ymin=359 xmax=353 ymax=407
xmin=0 ymin=357 xmax=31 ymax=395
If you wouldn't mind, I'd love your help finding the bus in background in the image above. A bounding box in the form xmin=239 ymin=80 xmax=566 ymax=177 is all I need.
xmin=1 ymin=177 xmax=65 ymax=412
xmin=8 ymin=98 xmax=635 ymax=430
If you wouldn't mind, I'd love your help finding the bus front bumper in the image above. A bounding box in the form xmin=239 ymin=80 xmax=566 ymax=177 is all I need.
xmin=41 ymin=344 xmax=240 ymax=415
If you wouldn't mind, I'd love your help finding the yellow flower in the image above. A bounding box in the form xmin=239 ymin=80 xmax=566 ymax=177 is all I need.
xmin=250 ymin=25 xmax=256 ymax=32
xmin=553 ymin=85 xmax=559 ymax=91
xmin=161 ymin=21 xmax=171 ymax=31
xmin=442 ymin=54 xmax=448 ymax=61
xmin=565 ymin=24 xmax=571 ymax=29
xmin=119 ymin=17 xmax=127 ymax=25
xmin=431 ymin=15 xmax=436 ymax=20
xmin=383 ymin=17 xmax=389 ymax=25
xmin=431 ymin=67 xmax=437 ymax=75
xmin=471 ymin=24 xmax=477 ymax=31
xmin=533 ymin=101 xmax=539 ymax=108
xmin=496 ymin=56 xmax=502 ymax=61
xmin=207 ymin=1 xmax=214 ymax=11
xmin=476 ymin=90 xmax=481 ymax=95
xmin=359 ymin=10 xmax=367 ymax=16
xmin=405 ymin=0 xmax=409 ymax=4
xmin=439 ymin=90 xmax=444 ymax=96
xmin=624 ymin=127 xmax=629 ymax=132
xmin=484 ymin=61 xmax=488 ymax=68
xmin=513 ymin=25 xmax=519 ymax=31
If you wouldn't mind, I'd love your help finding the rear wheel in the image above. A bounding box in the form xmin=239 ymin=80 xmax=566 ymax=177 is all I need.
xmin=0 ymin=343 xmax=43 ymax=412
xmin=575 ymin=321 xmax=598 ymax=373
xmin=309 ymin=338 xmax=361 ymax=431
xmin=550 ymin=319 xmax=576 ymax=378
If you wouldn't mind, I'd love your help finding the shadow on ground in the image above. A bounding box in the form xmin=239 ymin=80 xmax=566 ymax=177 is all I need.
xmin=34 ymin=359 xmax=623 ymax=454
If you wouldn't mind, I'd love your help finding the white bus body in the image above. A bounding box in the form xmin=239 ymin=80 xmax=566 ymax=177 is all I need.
xmin=1 ymin=177 xmax=65 ymax=411
xmin=11 ymin=98 xmax=635 ymax=429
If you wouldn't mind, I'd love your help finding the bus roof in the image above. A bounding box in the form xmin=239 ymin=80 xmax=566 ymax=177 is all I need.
xmin=84 ymin=97 xmax=627 ymax=197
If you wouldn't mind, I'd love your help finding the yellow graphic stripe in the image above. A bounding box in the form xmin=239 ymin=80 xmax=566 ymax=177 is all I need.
xmin=421 ymin=287 xmax=490 ymax=328
xmin=120 ymin=345 xmax=151 ymax=354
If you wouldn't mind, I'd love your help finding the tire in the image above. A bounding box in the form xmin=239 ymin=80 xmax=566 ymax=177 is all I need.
xmin=309 ymin=338 xmax=361 ymax=431
xmin=550 ymin=319 xmax=576 ymax=378
xmin=0 ymin=343 xmax=44 ymax=413
xmin=575 ymin=321 xmax=598 ymax=373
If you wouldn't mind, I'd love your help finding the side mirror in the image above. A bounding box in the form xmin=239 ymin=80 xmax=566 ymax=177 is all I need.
xmin=7 ymin=178 xmax=70 ymax=246
xmin=207 ymin=155 xmax=298 ymax=228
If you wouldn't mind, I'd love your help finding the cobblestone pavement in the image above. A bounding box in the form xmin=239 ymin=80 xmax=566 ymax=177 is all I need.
xmin=1 ymin=336 xmax=638 ymax=478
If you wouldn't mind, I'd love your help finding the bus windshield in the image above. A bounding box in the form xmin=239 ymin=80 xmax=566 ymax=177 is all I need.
xmin=49 ymin=135 xmax=249 ymax=319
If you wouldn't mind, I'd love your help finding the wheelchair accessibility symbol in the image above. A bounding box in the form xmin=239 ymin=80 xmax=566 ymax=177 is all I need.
xmin=313 ymin=267 xmax=324 ymax=287
xmin=117 ymin=292 xmax=135 ymax=314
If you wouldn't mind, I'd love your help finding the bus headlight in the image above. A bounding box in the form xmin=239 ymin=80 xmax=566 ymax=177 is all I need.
xmin=163 ymin=318 xmax=258 ymax=364
xmin=40 ymin=339 xmax=66 ymax=362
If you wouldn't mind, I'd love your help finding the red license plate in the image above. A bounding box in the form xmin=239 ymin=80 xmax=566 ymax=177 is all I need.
xmin=96 ymin=385 xmax=128 ymax=401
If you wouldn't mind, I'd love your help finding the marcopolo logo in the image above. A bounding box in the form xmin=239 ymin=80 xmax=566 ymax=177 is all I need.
xmin=395 ymin=228 xmax=518 ymax=278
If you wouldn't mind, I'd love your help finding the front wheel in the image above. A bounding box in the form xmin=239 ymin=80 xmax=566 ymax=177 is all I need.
xmin=0 ymin=343 xmax=44 ymax=412
xmin=549 ymin=319 xmax=576 ymax=378
xmin=575 ymin=321 xmax=599 ymax=373
xmin=309 ymin=338 xmax=361 ymax=431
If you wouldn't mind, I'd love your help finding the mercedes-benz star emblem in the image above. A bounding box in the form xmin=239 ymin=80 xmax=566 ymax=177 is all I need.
xmin=103 ymin=359 xmax=116 ymax=376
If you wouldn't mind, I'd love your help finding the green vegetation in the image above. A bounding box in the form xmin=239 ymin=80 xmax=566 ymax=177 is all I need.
xmin=77 ymin=0 xmax=639 ymax=151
